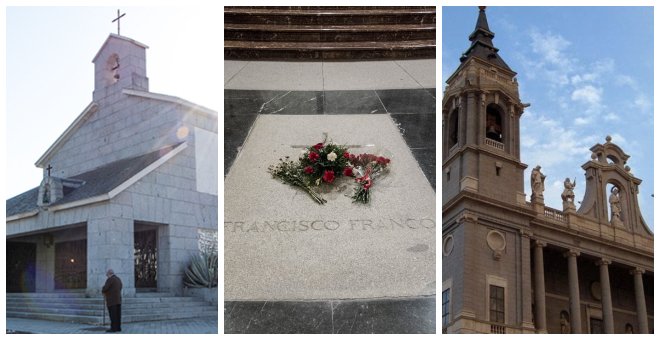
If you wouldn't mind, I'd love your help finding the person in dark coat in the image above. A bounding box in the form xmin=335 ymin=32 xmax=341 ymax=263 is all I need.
xmin=102 ymin=269 xmax=123 ymax=332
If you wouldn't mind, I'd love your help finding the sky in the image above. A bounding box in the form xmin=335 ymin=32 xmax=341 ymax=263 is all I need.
xmin=5 ymin=6 xmax=222 ymax=199
xmin=442 ymin=6 xmax=654 ymax=230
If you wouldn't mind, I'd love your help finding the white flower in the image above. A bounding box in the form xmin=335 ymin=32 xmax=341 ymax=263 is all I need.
xmin=327 ymin=152 xmax=337 ymax=162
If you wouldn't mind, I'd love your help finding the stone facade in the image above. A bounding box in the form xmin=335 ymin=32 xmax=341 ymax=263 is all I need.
xmin=7 ymin=34 xmax=218 ymax=298
xmin=442 ymin=8 xmax=653 ymax=334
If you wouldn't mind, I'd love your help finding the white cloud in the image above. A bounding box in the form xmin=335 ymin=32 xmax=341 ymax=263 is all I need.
xmin=615 ymin=74 xmax=636 ymax=89
xmin=609 ymin=133 xmax=627 ymax=146
xmin=633 ymin=94 xmax=651 ymax=111
xmin=571 ymin=85 xmax=602 ymax=106
xmin=592 ymin=59 xmax=615 ymax=74
xmin=521 ymin=115 xmax=596 ymax=168
xmin=574 ymin=117 xmax=591 ymax=125
xmin=570 ymin=73 xmax=597 ymax=85
xmin=604 ymin=112 xmax=620 ymax=121
xmin=530 ymin=30 xmax=572 ymax=67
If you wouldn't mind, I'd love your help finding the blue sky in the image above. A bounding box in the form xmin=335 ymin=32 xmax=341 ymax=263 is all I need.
xmin=5 ymin=6 xmax=221 ymax=200
xmin=443 ymin=7 xmax=654 ymax=230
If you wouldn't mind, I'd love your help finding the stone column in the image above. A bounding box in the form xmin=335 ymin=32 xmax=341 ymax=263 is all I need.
xmin=533 ymin=241 xmax=547 ymax=333
xmin=565 ymin=250 xmax=582 ymax=333
xmin=520 ymin=231 xmax=534 ymax=332
xmin=466 ymin=92 xmax=477 ymax=145
xmin=631 ymin=268 xmax=649 ymax=334
xmin=597 ymin=259 xmax=614 ymax=333
xmin=87 ymin=216 xmax=136 ymax=297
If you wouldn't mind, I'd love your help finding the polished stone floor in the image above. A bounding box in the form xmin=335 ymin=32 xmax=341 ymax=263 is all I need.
xmin=224 ymin=297 xmax=435 ymax=334
xmin=224 ymin=88 xmax=435 ymax=188
xmin=224 ymin=60 xmax=436 ymax=334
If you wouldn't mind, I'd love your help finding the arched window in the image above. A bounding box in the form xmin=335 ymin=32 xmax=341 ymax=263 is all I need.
xmin=486 ymin=104 xmax=503 ymax=142
xmin=449 ymin=109 xmax=458 ymax=147
xmin=625 ymin=323 xmax=634 ymax=334
xmin=106 ymin=53 xmax=120 ymax=85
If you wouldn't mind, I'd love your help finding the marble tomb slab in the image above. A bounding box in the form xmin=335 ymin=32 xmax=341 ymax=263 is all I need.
xmin=224 ymin=114 xmax=435 ymax=300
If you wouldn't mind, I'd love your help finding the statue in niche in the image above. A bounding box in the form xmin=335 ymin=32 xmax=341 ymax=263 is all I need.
xmin=530 ymin=165 xmax=545 ymax=200
xmin=43 ymin=182 xmax=50 ymax=204
xmin=609 ymin=186 xmax=623 ymax=225
xmin=560 ymin=311 xmax=570 ymax=334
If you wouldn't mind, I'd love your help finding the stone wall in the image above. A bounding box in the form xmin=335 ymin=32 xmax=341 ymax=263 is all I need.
xmin=44 ymin=94 xmax=216 ymax=179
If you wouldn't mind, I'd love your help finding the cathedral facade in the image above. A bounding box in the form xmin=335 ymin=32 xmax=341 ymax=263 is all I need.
xmin=441 ymin=7 xmax=653 ymax=334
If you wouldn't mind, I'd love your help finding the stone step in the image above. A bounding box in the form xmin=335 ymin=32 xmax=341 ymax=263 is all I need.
xmin=225 ymin=23 xmax=436 ymax=42
xmin=7 ymin=296 xmax=201 ymax=304
xmin=225 ymin=39 xmax=435 ymax=60
xmin=122 ymin=310 xmax=218 ymax=323
xmin=225 ymin=6 xmax=435 ymax=10
xmin=7 ymin=300 xmax=213 ymax=311
xmin=7 ymin=292 xmax=87 ymax=298
xmin=225 ymin=8 xmax=436 ymax=26
xmin=224 ymin=6 xmax=435 ymax=60
xmin=8 ymin=304 xmax=216 ymax=316
xmin=7 ymin=311 xmax=102 ymax=324
xmin=8 ymin=309 xmax=218 ymax=325
xmin=6 ymin=293 xmax=217 ymax=324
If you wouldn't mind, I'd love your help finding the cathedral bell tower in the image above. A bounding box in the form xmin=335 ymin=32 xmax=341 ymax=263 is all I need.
xmin=442 ymin=6 xmax=528 ymax=207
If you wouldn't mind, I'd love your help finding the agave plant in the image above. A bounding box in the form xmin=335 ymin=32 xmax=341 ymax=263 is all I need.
xmin=183 ymin=252 xmax=218 ymax=288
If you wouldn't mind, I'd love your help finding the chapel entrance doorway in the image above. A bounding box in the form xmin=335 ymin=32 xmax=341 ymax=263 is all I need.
xmin=134 ymin=226 xmax=158 ymax=290
xmin=54 ymin=239 xmax=87 ymax=289
xmin=7 ymin=241 xmax=36 ymax=292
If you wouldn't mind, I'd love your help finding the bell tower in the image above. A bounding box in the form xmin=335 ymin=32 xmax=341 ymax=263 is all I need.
xmin=442 ymin=6 xmax=528 ymax=207
xmin=91 ymin=34 xmax=149 ymax=101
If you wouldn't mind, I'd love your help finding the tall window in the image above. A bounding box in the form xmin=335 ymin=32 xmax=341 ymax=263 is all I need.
xmin=442 ymin=288 xmax=451 ymax=327
xmin=489 ymin=285 xmax=505 ymax=323
xmin=486 ymin=105 xmax=503 ymax=142
xmin=449 ymin=109 xmax=458 ymax=147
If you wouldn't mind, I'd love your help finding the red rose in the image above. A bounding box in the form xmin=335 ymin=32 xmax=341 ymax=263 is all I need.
xmin=363 ymin=179 xmax=372 ymax=189
xmin=343 ymin=166 xmax=353 ymax=177
xmin=304 ymin=166 xmax=314 ymax=174
xmin=377 ymin=156 xmax=390 ymax=165
xmin=322 ymin=170 xmax=335 ymax=183
xmin=313 ymin=143 xmax=324 ymax=150
xmin=308 ymin=152 xmax=320 ymax=162
xmin=343 ymin=151 xmax=350 ymax=159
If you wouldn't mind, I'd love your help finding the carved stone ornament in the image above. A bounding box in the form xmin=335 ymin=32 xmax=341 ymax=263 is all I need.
xmin=486 ymin=230 xmax=506 ymax=260
xmin=443 ymin=235 xmax=454 ymax=257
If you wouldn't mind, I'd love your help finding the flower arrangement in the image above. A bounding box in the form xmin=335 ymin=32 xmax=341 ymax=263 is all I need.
xmin=268 ymin=136 xmax=391 ymax=204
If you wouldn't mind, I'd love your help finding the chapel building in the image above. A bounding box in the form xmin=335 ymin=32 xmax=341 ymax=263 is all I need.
xmin=6 ymin=32 xmax=218 ymax=302
xmin=441 ymin=7 xmax=653 ymax=334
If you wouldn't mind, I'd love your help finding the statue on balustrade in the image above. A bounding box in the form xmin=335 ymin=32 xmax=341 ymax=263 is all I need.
xmin=531 ymin=165 xmax=545 ymax=200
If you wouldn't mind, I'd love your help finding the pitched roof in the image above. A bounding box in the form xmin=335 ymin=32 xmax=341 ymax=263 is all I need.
xmin=7 ymin=143 xmax=186 ymax=220
xmin=91 ymin=34 xmax=149 ymax=63
xmin=35 ymin=89 xmax=216 ymax=168
xmin=459 ymin=7 xmax=514 ymax=74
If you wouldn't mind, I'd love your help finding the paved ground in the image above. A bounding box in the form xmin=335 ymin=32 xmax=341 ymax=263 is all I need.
xmin=224 ymin=60 xmax=437 ymax=334
xmin=6 ymin=316 xmax=218 ymax=334
xmin=225 ymin=60 xmax=436 ymax=91
xmin=224 ymin=59 xmax=437 ymax=188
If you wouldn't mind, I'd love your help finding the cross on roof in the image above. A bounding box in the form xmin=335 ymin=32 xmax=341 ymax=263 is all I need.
xmin=46 ymin=164 xmax=53 ymax=177
xmin=112 ymin=9 xmax=126 ymax=35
